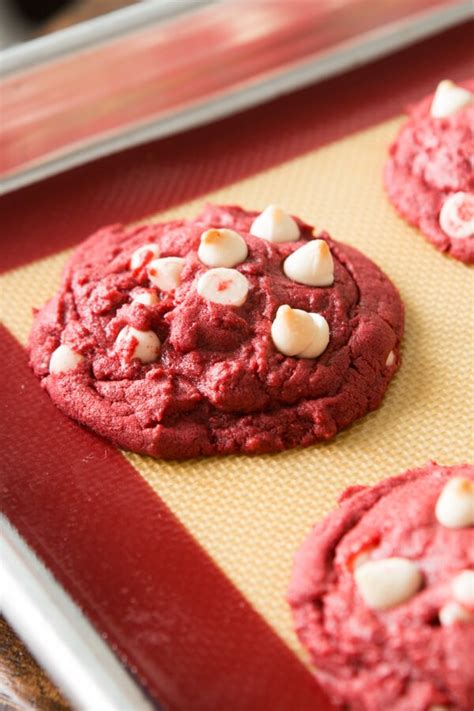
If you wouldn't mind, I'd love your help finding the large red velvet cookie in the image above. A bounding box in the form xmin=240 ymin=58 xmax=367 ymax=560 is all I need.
xmin=29 ymin=204 xmax=403 ymax=459
xmin=289 ymin=463 xmax=474 ymax=711
xmin=384 ymin=79 xmax=473 ymax=264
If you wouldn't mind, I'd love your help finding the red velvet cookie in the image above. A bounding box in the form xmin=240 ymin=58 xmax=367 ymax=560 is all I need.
xmin=289 ymin=463 xmax=474 ymax=711
xmin=29 ymin=204 xmax=403 ymax=459
xmin=384 ymin=79 xmax=473 ymax=263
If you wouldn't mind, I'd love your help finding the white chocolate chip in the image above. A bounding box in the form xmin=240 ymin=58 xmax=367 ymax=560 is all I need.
xmin=197 ymin=267 xmax=249 ymax=306
xmin=49 ymin=344 xmax=84 ymax=374
xmin=250 ymin=205 xmax=300 ymax=243
xmin=271 ymin=305 xmax=329 ymax=359
xmin=452 ymin=570 xmax=474 ymax=609
xmin=435 ymin=477 xmax=474 ymax=529
xmin=130 ymin=244 xmax=160 ymax=270
xmin=132 ymin=290 xmax=158 ymax=306
xmin=147 ymin=257 xmax=185 ymax=292
xmin=429 ymin=706 xmax=450 ymax=711
xmin=386 ymin=350 xmax=396 ymax=367
xmin=354 ymin=557 xmax=422 ymax=610
xmin=439 ymin=600 xmax=474 ymax=626
xmin=430 ymin=80 xmax=472 ymax=118
xmin=439 ymin=192 xmax=474 ymax=240
xmin=283 ymin=239 xmax=334 ymax=287
xmin=198 ymin=228 xmax=248 ymax=268
xmin=271 ymin=305 xmax=312 ymax=356
xmin=299 ymin=313 xmax=330 ymax=358
xmin=115 ymin=326 xmax=160 ymax=364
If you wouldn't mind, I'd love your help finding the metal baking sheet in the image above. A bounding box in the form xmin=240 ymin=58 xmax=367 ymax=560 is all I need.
xmin=1 ymin=0 xmax=472 ymax=193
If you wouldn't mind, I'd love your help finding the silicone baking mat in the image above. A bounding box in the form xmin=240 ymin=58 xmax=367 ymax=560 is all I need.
xmin=1 ymin=21 xmax=473 ymax=711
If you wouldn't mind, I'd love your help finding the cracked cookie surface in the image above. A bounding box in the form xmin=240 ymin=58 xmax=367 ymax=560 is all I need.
xmin=29 ymin=204 xmax=403 ymax=458
xmin=288 ymin=462 xmax=474 ymax=711
xmin=384 ymin=79 xmax=473 ymax=263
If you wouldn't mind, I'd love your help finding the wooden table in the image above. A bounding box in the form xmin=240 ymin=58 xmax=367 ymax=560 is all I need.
xmin=0 ymin=617 xmax=70 ymax=711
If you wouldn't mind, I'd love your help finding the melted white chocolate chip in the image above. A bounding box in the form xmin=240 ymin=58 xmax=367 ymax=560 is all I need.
xmin=49 ymin=344 xmax=84 ymax=374
xmin=439 ymin=192 xmax=474 ymax=240
xmin=115 ymin=326 xmax=160 ymax=364
xmin=250 ymin=205 xmax=300 ymax=243
xmin=354 ymin=557 xmax=422 ymax=610
xmin=197 ymin=267 xmax=250 ymax=306
xmin=385 ymin=350 xmax=396 ymax=367
xmin=132 ymin=290 xmax=158 ymax=306
xmin=439 ymin=600 xmax=474 ymax=626
xmin=271 ymin=305 xmax=329 ymax=359
xmin=283 ymin=239 xmax=334 ymax=287
xmin=430 ymin=80 xmax=472 ymax=118
xmin=435 ymin=477 xmax=474 ymax=528
xmin=198 ymin=228 xmax=248 ymax=268
xmin=147 ymin=257 xmax=185 ymax=292
xmin=452 ymin=570 xmax=474 ymax=609
xmin=130 ymin=244 xmax=160 ymax=270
